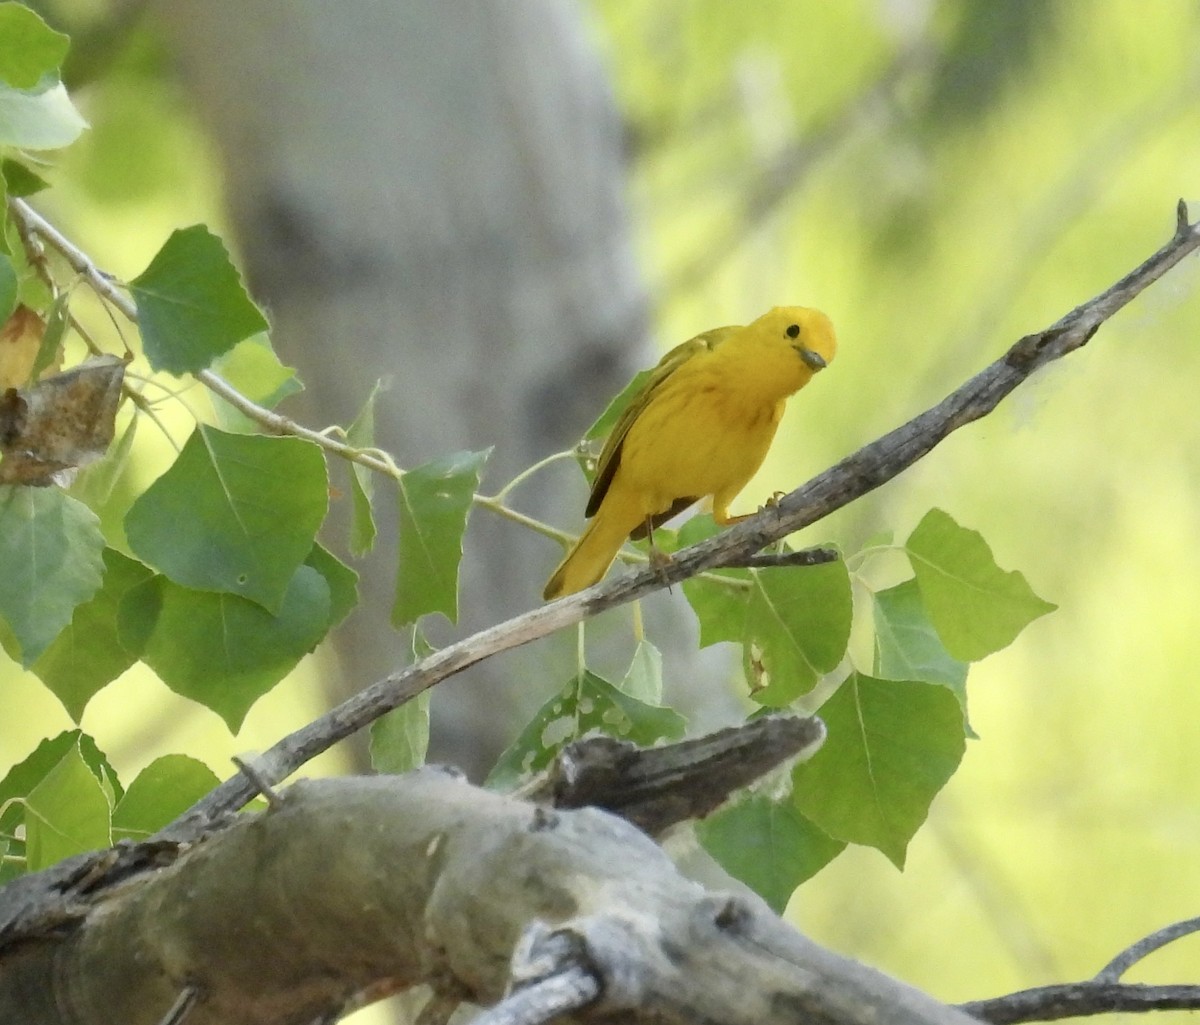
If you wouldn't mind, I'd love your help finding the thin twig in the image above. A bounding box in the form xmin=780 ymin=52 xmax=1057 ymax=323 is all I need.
xmin=724 ymin=546 xmax=838 ymax=570
xmin=959 ymin=982 xmax=1200 ymax=1024
xmin=155 ymin=203 xmax=1200 ymax=837
xmin=229 ymin=756 xmax=283 ymax=810
xmin=7 ymin=198 xmax=572 ymax=539
xmin=1094 ymin=917 xmax=1200 ymax=983
xmin=156 ymin=985 xmax=201 ymax=1025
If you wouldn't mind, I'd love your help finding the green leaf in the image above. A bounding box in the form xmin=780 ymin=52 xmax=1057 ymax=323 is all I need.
xmin=369 ymin=626 xmax=431 ymax=773
xmin=792 ymin=673 xmax=966 ymax=868
xmin=873 ymin=578 xmax=969 ymax=697
xmin=31 ymin=548 xmax=154 ymax=721
xmin=906 ymin=508 xmax=1056 ymax=661
xmin=618 ymin=639 xmax=663 ymax=703
xmin=0 ymin=252 xmax=16 ymax=321
xmin=2 ymin=157 xmax=49 ymax=197
xmin=575 ymin=369 xmax=652 ymax=483
xmin=209 ymin=333 xmax=303 ymax=432
xmin=0 ymin=486 xmax=105 ymax=666
xmin=345 ymin=380 xmax=384 ymax=557
xmin=305 ymin=542 xmax=358 ymax=629
xmin=124 ymin=426 xmax=328 ymax=612
xmin=679 ymin=515 xmax=752 ymax=646
xmin=683 ymin=571 xmax=751 ymax=646
xmin=488 ymin=670 xmax=687 ymax=789
xmin=0 ymin=730 xmax=120 ymax=842
xmin=742 ymin=560 xmax=852 ymax=706
xmin=130 ymin=225 xmax=269 ymax=375
xmin=24 ymin=740 xmax=112 ymax=871
xmin=29 ymin=289 xmax=69 ymax=382
xmin=583 ymin=369 xmax=652 ymax=443
xmin=134 ymin=567 xmax=331 ymax=732
xmin=111 ymin=755 xmax=219 ymax=842
xmin=68 ymin=414 xmax=137 ymax=509
xmin=697 ymin=796 xmax=846 ymax=912
xmin=392 ymin=449 xmax=489 ymax=626
xmin=860 ymin=529 xmax=895 ymax=550
xmin=0 ymin=80 xmax=87 ymax=150
xmin=0 ymin=4 xmax=69 ymax=89
xmin=369 ymin=695 xmax=430 ymax=774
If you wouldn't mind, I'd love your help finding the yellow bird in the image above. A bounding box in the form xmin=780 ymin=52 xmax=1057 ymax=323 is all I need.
xmin=544 ymin=306 xmax=836 ymax=600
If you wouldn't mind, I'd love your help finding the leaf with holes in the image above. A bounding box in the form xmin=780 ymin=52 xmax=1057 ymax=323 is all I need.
xmin=792 ymin=673 xmax=965 ymax=867
xmin=124 ymin=426 xmax=327 ymax=613
xmin=741 ymin=560 xmax=852 ymax=706
xmin=487 ymin=670 xmax=686 ymax=789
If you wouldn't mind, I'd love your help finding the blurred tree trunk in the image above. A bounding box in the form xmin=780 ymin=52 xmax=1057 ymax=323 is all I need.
xmin=152 ymin=0 xmax=656 ymax=775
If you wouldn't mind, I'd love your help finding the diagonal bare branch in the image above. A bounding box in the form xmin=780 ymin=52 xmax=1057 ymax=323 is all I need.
xmin=157 ymin=201 xmax=1199 ymax=834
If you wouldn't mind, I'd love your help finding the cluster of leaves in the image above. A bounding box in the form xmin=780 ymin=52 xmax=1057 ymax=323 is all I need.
xmin=492 ymin=505 xmax=1053 ymax=910
xmin=0 ymin=6 xmax=1056 ymax=915
xmin=0 ymin=6 xmax=497 ymax=880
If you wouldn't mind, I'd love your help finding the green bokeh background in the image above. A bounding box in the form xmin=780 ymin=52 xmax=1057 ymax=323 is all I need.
xmin=3 ymin=1 xmax=1199 ymax=1019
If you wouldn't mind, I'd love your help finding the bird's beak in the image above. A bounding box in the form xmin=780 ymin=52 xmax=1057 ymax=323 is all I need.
xmin=799 ymin=347 xmax=827 ymax=370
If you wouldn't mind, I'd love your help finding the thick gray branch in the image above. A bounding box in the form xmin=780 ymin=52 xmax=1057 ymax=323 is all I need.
xmin=167 ymin=202 xmax=1200 ymax=832
xmin=521 ymin=714 xmax=826 ymax=835
xmin=0 ymin=771 xmax=985 ymax=1025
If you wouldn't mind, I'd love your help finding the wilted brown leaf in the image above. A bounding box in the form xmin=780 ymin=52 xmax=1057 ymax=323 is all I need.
xmin=0 ymin=354 xmax=127 ymax=487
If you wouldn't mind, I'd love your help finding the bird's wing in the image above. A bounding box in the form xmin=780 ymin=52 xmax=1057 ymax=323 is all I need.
xmin=584 ymin=326 xmax=738 ymax=519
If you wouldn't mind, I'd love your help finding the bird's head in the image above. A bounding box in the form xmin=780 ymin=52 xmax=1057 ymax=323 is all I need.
xmin=763 ymin=306 xmax=837 ymax=373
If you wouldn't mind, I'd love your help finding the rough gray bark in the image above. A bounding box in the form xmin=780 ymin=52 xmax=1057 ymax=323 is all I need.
xmin=151 ymin=0 xmax=670 ymax=774
xmin=0 ymin=767 xmax=985 ymax=1025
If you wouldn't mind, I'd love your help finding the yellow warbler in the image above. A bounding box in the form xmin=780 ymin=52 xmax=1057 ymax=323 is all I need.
xmin=544 ymin=306 xmax=836 ymax=600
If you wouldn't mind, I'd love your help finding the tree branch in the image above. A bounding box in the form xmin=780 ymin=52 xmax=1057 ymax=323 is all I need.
xmin=961 ymin=914 xmax=1200 ymax=1024
xmin=960 ymin=983 xmax=1200 ymax=1024
xmin=13 ymin=197 xmax=1200 ymax=840
xmin=0 ymin=771 xmax=989 ymax=1025
xmin=1094 ymin=916 xmax=1200 ymax=983
xmin=522 ymin=714 xmax=826 ymax=835
xmin=161 ymin=201 xmax=1200 ymax=834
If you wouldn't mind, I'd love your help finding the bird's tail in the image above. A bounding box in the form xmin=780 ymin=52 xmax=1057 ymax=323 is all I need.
xmin=543 ymin=504 xmax=639 ymax=600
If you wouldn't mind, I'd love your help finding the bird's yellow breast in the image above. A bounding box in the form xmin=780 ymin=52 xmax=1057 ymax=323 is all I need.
xmin=613 ymin=341 xmax=795 ymax=514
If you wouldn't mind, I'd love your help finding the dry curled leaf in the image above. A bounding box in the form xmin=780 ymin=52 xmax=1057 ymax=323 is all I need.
xmin=0 ymin=354 xmax=127 ymax=487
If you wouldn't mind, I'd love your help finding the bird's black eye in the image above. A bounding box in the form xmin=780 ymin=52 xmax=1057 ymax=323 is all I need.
xmin=786 ymin=324 xmax=800 ymax=339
